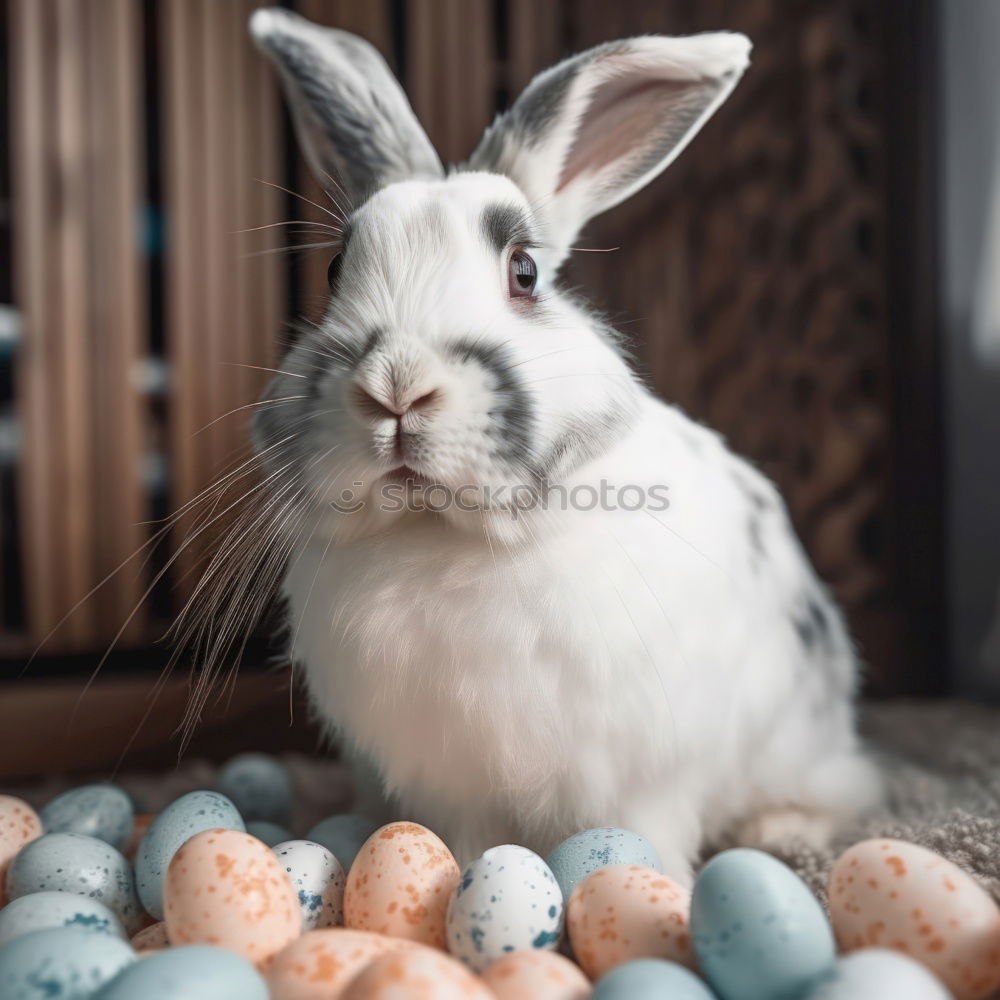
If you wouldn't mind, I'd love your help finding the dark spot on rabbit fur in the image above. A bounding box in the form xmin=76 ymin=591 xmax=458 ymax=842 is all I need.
xmin=791 ymin=594 xmax=833 ymax=652
xmin=481 ymin=202 xmax=535 ymax=254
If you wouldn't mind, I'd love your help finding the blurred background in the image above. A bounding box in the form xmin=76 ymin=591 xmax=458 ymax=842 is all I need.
xmin=0 ymin=0 xmax=996 ymax=781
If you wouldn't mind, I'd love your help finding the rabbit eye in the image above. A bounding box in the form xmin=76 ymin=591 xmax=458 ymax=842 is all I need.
xmin=507 ymin=249 xmax=537 ymax=299
xmin=327 ymin=252 xmax=343 ymax=291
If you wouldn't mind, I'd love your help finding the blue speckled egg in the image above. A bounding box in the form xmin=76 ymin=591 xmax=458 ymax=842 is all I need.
xmin=592 ymin=959 xmax=717 ymax=999
xmin=0 ymin=925 xmax=135 ymax=999
xmin=447 ymin=844 xmax=564 ymax=973
xmin=546 ymin=827 xmax=662 ymax=900
xmin=135 ymin=790 xmax=244 ymax=920
xmin=692 ymin=848 xmax=835 ymax=1000
xmin=92 ymin=944 xmax=269 ymax=1000
xmin=305 ymin=814 xmax=379 ymax=871
xmin=245 ymin=820 xmax=292 ymax=847
xmin=804 ymin=949 xmax=952 ymax=1000
xmin=214 ymin=753 xmax=292 ymax=824
xmin=40 ymin=785 xmax=133 ymax=851
xmin=6 ymin=833 xmax=144 ymax=935
xmin=0 ymin=891 xmax=126 ymax=947
xmin=274 ymin=839 xmax=345 ymax=929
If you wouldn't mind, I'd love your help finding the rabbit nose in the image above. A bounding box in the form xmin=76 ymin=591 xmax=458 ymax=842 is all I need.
xmin=349 ymin=378 xmax=441 ymax=424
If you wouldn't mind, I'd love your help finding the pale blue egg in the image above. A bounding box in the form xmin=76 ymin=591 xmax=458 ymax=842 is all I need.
xmin=447 ymin=844 xmax=563 ymax=973
xmin=273 ymin=839 xmax=345 ymax=929
xmin=92 ymin=945 xmax=268 ymax=1000
xmin=546 ymin=827 xmax=662 ymax=900
xmin=305 ymin=814 xmax=378 ymax=870
xmin=135 ymin=790 xmax=245 ymax=920
xmin=215 ymin=753 xmax=292 ymax=824
xmin=245 ymin=820 xmax=292 ymax=847
xmin=6 ymin=833 xmax=144 ymax=935
xmin=0 ymin=925 xmax=135 ymax=999
xmin=592 ymin=959 xmax=717 ymax=999
xmin=804 ymin=949 xmax=952 ymax=1000
xmin=0 ymin=891 xmax=126 ymax=947
xmin=692 ymin=849 xmax=835 ymax=1000
xmin=40 ymin=785 xmax=133 ymax=851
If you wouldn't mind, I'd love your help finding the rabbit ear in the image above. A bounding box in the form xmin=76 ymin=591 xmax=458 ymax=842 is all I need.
xmin=250 ymin=8 xmax=443 ymax=204
xmin=468 ymin=33 xmax=751 ymax=265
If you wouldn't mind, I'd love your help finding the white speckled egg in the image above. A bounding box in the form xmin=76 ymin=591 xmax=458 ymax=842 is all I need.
xmin=40 ymin=785 xmax=133 ymax=851
xmin=804 ymin=948 xmax=952 ymax=1000
xmin=306 ymin=815 xmax=380 ymax=871
xmin=136 ymin=790 xmax=245 ymax=920
xmin=6 ymin=832 xmax=144 ymax=935
xmin=267 ymin=928 xmax=416 ymax=1000
xmin=828 ymin=838 xmax=1000 ymax=1000
xmin=447 ymin=844 xmax=563 ymax=973
xmin=546 ymin=827 xmax=662 ymax=901
xmin=247 ymin=821 xmax=293 ymax=847
xmin=567 ymin=864 xmax=693 ymax=979
xmin=481 ymin=950 xmax=590 ymax=999
xmin=346 ymin=822 xmax=460 ymax=948
xmin=216 ymin=753 xmax=293 ymax=825
xmin=131 ymin=921 xmax=171 ymax=951
xmin=275 ymin=839 xmax=346 ymax=929
xmin=92 ymin=944 xmax=270 ymax=999
xmin=0 ymin=796 xmax=43 ymax=907
xmin=163 ymin=828 xmax=299 ymax=967
xmin=0 ymin=891 xmax=126 ymax=947
xmin=0 ymin=925 xmax=135 ymax=999
xmin=591 ymin=958 xmax=717 ymax=999
xmin=692 ymin=848 xmax=835 ymax=1000
xmin=343 ymin=947 xmax=494 ymax=1000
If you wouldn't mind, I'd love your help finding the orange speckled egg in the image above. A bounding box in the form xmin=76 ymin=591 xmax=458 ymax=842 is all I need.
xmin=124 ymin=813 xmax=156 ymax=861
xmin=481 ymin=950 xmax=591 ymax=999
xmin=0 ymin=795 xmax=42 ymax=906
xmin=567 ymin=863 xmax=694 ymax=980
xmin=345 ymin=822 xmax=460 ymax=948
xmin=268 ymin=928 xmax=417 ymax=1000
xmin=131 ymin=920 xmax=170 ymax=951
xmin=164 ymin=827 xmax=299 ymax=968
xmin=829 ymin=838 xmax=1000 ymax=1000
xmin=343 ymin=947 xmax=494 ymax=1000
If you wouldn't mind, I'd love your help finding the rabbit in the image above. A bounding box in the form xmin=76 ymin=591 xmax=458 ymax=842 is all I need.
xmin=244 ymin=8 xmax=882 ymax=883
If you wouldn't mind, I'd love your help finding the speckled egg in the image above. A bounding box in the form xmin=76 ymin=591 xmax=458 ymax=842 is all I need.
xmin=345 ymin=822 xmax=460 ymax=948
xmin=481 ymin=949 xmax=590 ymax=999
xmin=691 ymin=848 xmax=835 ymax=1000
xmin=248 ymin=821 xmax=293 ymax=847
xmin=136 ymin=790 xmax=245 ymax=920
xmin=828 ymin=838 xmax=1000 ymax=1000
xmin=0 ymin=891 xmax=126 ymax=947
xmin=216 ymin=753 xmax=293 ymax=824
xmin=306 ymin=815 xmax=380 ymax=871
xmin=567 ymin=864 xmax=693 ymax=979
xmin=275 ymin=839 xmax=346 ymax=930
xmin=0 ymin=925 xmax=135 ymax=999
xmin=163 ymin=828 xmax=299 ymax=967
xmin=40 ymin=784 xmax=134 ymax=851
xmin=6 ymin=832 xmax=144 ymax=935
xmin=0 ymin=796 xmax=42 ymax=906
xmin=591 ymin=958 xmax=717 ymax=1000
xmin=92 ymin=944 xmax=270 ymax=999
xmin=267 ymin=928 xmax=415 ymax=1000
xmin=131 ymin=921 xmax=171 ymax=951
xmin=447 ymin=844 xmax=563 ymax=973
xmin=804 ymin=948 xmax=953 ymax=1000
xmin=546 ymin=827 xmax=663 ymax=901
xmin=342 ymin=947 xmax=494 ymax=1000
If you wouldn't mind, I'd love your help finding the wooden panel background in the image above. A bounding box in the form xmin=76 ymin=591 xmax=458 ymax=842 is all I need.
xmin=1 ymin=0 xmax=942 ymax=699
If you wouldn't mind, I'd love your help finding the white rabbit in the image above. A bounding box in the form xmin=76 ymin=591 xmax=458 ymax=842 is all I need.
xmin=243 ymin=8 xmax=882 ymax=882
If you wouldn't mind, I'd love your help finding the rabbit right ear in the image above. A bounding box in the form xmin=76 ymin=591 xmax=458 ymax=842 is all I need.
xmin=250 ymin=8 xmax=443 ymax=205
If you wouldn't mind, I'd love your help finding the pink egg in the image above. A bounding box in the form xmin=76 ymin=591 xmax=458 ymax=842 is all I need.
xmin=268 ymin=929 xmax=418 ymax=1000
xmin=131 ymin=920 xmax=170 ymax=951
xmin=0 ymin=796 xmax=42 ymax=907
xmin=164 ymin=827 xmax=300 ymax=968
xmin=567 ymin=864 xmax=694 ymax=980
xmin=481 ymin=950 xmax=591 ymax=999
xmin=345 ymin=822 xmax=460 ymax=948
xmin=829 ymin=839 xmax=1000 ymax=1000
xmin=342 ymin=947 xmax=493 ymax=999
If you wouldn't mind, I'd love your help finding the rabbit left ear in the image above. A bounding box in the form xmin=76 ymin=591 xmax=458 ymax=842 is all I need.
xmin=468 ymin=33 xmax=751 ymax=267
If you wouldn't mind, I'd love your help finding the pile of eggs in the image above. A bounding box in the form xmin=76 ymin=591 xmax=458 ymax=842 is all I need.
xmin=1 ymin=755 xmax=999 ymax=999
